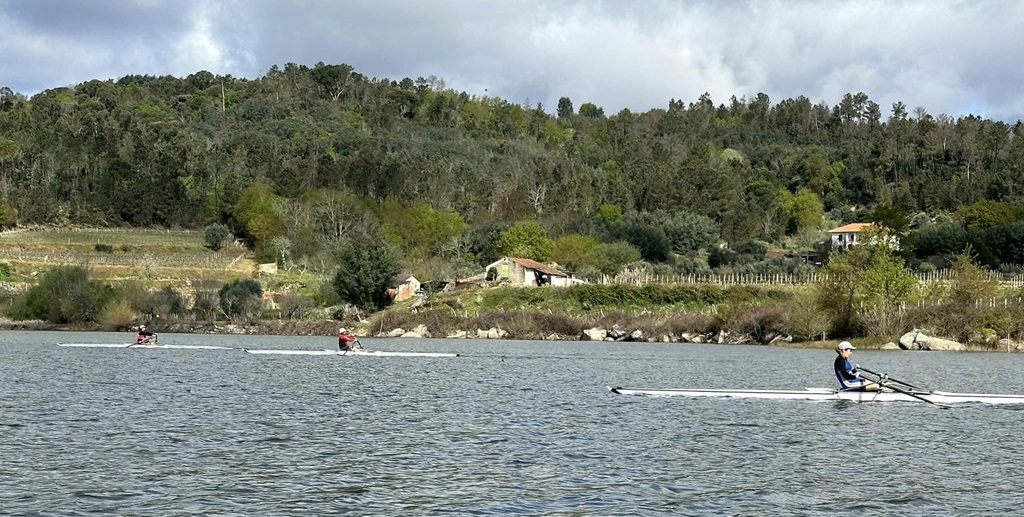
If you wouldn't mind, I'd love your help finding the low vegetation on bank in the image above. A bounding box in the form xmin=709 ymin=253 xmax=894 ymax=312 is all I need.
xmin=365 ymin=234 xmax=1024 ymax=350
xmin=2 ymin=225 xmax=1023 ymax=352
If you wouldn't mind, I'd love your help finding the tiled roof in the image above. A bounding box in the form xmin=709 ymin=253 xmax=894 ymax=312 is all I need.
xmin=392 ymin=274 xmax=416 ymax=285
xmin=828 ymin=223 xmax=872 ymax=233
xmin=509 ymin=257 xmax=566 ymax=277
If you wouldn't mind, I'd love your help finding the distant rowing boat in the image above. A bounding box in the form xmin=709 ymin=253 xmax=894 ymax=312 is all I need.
xmin=607 ymin=386 xmax=1024 ymax=405
xmin=57 ymin=343 xmax=233 ymax=350
xmin=243 ymin=349 xmax=458 ymax=358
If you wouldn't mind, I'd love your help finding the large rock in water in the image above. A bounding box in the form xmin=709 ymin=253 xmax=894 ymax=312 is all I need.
xmin=898 ymin=330 xmax=966 ymax=351
xmin=581 ymin=328 xmax=607 ymax=341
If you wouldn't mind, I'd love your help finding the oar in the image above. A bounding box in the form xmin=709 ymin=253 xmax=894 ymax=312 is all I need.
xmin=880 ymin=381 xmax=950 ymax=410
xmin=855 ymin=370 xmax=949 ymax=409
xmin=857 ymin=367 xmax=926 ymax=391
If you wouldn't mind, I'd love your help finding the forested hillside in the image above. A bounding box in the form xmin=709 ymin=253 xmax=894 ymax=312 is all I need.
xmin=2 ymin=62 xmax=1024 ymax=279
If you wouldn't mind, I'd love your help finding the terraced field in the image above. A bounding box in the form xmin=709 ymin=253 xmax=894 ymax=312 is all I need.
xmin=0 ymin=227 xmax=254 ymax=286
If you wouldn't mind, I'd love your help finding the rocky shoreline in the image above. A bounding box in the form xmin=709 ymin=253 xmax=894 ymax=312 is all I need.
xmin=3 ymin=318 xmax=1021 ymax=352
xmin=379 ymin=324 xmax=1022 ymax=352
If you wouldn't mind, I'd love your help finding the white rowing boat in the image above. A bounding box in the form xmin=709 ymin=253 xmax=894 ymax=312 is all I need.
xmin=607 ymin=386 xmax=1024 ymax=405
xmin=243 ymin=348 xmax=458 ymax=358
xmin=57 ymin=343 xmax=234 ymax=350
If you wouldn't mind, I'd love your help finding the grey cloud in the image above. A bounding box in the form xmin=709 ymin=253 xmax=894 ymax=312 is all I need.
xmin=2 ymin=0 xmax=1023 ymax=121
xmin=5 ymin=0 xmax=193 ymax=36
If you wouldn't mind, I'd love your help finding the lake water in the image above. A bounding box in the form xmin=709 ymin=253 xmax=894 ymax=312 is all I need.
xmin=2 ymin=330 xmax=1024 ymax=516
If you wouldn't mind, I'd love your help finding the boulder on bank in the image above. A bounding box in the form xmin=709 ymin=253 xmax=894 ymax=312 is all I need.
xmin=898 ymin=332 xmax=919 ymax=350
xmin=387 ymin=328 xmax=406 ymax=338
xmin=582 ymin=328 xmax=607 ymax=341
xmin=716 ymin=330 xmax=754 ymax=345
xmin=898 ymin=330 xmax=966 ymax=351
xmin=400 ymin=324 xmax=430 ymax=338
xmin=997 ymin=338 xmax=1022 ymax=352
xmin=922 ymin=336 xmax=966 ymax=351
xmin=608 ymin=325 xmax=627 ymax=341
xmin=879 ymin=341 xmax=901 ymax=350
xmin=477 ymin=327 xmax=508 ymax=339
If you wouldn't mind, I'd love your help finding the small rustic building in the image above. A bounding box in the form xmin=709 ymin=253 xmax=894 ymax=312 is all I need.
xmin=484 ymin=257 xmax=572 ymax=287
xmin=388 ymin=274 xmax=421 ymax=301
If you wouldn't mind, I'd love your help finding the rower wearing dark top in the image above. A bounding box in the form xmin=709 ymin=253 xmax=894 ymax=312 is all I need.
xmin=834 ymin=341 xmax=881 ymax=391
xmin=136 ymin=325 xmax=157 ymax=345
xmin=338 ymin=327 xmax=361 ymax=351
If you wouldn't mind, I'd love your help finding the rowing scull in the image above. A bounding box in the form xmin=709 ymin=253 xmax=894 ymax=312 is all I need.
xmin=57 ymin=343 xmax=233 ymax=350
xmin=607 ymin=386 xmax=1024 ymax=405
xmin=243 ymin=349 xmax=458 ymax=358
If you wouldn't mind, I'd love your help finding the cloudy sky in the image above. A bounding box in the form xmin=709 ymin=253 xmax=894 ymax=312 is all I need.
xmin=2 ymin=0 xmax=1023 ymax=121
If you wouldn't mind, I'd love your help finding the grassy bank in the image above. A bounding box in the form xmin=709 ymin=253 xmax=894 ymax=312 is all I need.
xmin=4 ymin=228 xmax=1024 ymax=352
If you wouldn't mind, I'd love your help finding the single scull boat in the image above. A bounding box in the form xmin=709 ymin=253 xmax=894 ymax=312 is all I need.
xmin=607 ymin=386 xmax=1024 ymax=405
xmin=57 ymin=343 xmax=233 ymax=350
xmin=243 ymin=348 xmax=458 ymax=358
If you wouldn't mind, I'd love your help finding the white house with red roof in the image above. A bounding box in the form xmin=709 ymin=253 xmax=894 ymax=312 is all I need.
xmin=828 ymin=223 xmax=872 ymax=250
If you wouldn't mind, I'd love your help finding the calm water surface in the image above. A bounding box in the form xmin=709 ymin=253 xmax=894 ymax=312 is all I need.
xmin=2 ymin=330 xmax=1024 ymax=516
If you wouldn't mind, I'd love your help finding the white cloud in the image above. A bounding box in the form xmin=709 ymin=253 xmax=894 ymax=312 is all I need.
xmin=168 ymin=1 xmax=257 ymax=76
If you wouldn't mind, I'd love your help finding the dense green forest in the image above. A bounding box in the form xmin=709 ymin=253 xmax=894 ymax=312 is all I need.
xmin=3 ymin=62 xmax=1024 ymax=280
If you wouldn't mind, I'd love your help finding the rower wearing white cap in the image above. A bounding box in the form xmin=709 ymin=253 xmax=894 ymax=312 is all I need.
xmin=338 ymin=327 xmax=362 ymax=352
xmin=136 ymin=324 xmax=157 ymax=345
xmin=834 ymin=341 xmax=881 ymax=391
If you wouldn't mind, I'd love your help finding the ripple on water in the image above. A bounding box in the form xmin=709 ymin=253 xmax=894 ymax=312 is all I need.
xmin=3 ymin=334 xmax=1024 ymax=515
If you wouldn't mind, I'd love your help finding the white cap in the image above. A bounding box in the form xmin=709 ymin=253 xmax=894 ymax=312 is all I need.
xmin=838 ymin=341 xmax=855 ymax=350
xmin=339 ymin=327 xmax=346 ymax=333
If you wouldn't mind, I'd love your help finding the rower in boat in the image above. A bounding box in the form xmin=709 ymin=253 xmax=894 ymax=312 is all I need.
xmin=338 ymin=327 xmax=363 ymax=352
xmin=834 ymin=341 xmax=882 ymax=391
xmin=136 ymin=325 xmax=157 ymax=345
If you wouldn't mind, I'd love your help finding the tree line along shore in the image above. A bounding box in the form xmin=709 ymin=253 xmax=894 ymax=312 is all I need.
xmin=4 ymin=62 xmax=1024 ymax=348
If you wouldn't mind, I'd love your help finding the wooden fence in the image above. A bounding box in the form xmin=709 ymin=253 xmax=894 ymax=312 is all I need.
xmin=600 ymin=270 xmax=1024 ymax=289
xmin=901 ymin=297 xmax=1024 ymax=309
